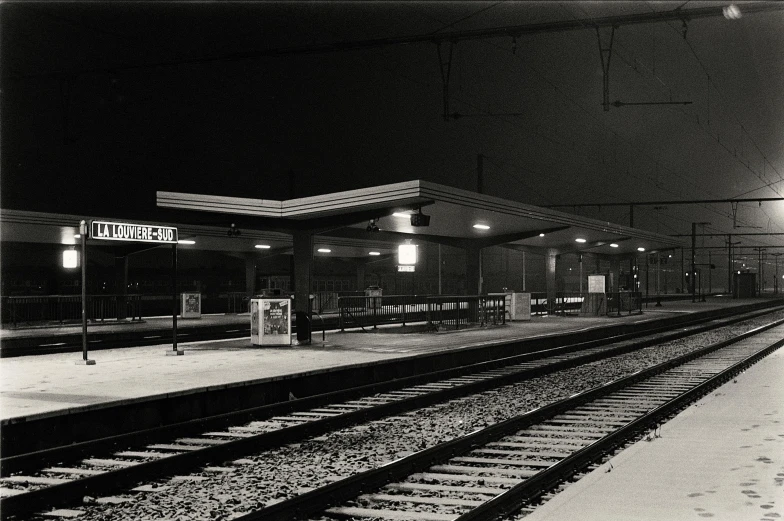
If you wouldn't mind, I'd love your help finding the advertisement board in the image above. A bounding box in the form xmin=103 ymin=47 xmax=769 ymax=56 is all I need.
xmin=181 ymin=293 xmax=201 ymax=319
xmin=251 ymin=298 xmax=291 ymax=346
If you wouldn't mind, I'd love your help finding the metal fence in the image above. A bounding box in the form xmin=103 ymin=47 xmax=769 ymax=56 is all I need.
xmin=425 ymin=295 xmax=506 ymax=330
xmin=338 ymin=294 xmax=506 ymax=331
xmin=2 ymin=294 xmax=143 ymax=327
xmin=606 ymin=291 xmax=643 ymax=315
xmin=314 ymin=291 xmax=364 ymax=313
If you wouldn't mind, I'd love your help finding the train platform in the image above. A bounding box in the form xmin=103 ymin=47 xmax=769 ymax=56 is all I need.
xmin=524 ymin=339 xmax=784 ymax=521
xmin=0 ymin=296 xmax=770 ymax=425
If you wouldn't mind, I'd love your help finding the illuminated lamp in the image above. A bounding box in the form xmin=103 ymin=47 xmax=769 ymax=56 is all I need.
xmin=398 ymin=243 xmax=417 ymax=265
xmin=317 ymin=248 xmax=331 ymax=253
xmin=255 ymin=244 xmax=271 ymax=249
xmin=610 ymin=243 xmax=619 ymax=248
xmin=539 ymin=233 xmax=545 ymax=237
xmin=178 ymin=240 xmax=195 ymax=245
xmin=637 ymin=247 xmax=646 ymax=252
xmin=63 ymin=250 xmax=78 ymax=269
xmin=369 ymin=251 xmax=381 ymax=256
xmin=392 ymin=212 xmax=410 ymax=218
xmin=575 ymin=238 xmax=586 ymax=243
xmin=473 ymin=224 xmax=490 ymax=230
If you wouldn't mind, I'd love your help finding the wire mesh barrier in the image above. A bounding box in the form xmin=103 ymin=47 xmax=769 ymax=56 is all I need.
xmin=337 ymin=294 xmax=506 ymax=331
xmin=2 ymin=294 xmax=143 ymax=327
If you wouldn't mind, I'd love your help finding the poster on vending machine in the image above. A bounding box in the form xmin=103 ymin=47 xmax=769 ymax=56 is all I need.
xmin=263 ymin=299 xmax=289 ymax=336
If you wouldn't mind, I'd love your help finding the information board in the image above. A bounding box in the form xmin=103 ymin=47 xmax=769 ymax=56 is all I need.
xmin=91 ymin=220 xmax=178 ymax=243
xmin=588 ymin=275 xmax=606 ymax=294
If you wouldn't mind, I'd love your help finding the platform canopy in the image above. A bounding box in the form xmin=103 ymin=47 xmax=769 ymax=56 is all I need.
xmin=157 ymin=180 xmax=684 ymax=257
xmin=0 ymin=209 xmax=398 ymax=258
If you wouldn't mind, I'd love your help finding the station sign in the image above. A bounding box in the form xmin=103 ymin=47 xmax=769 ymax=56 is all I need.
xmin=90 ymin=220 xmax=178 ymax=243
xmin=397 ymin=265 xmax=415 ymax=272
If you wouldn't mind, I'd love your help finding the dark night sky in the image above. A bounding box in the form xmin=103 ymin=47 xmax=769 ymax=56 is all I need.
xmin=2 ymin=1 xmax=783 ymax=253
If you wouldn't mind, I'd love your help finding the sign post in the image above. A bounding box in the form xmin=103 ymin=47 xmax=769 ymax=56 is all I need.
xmin=88 ymin=220 xmax=180 ymax=355
xmin=77 ymin=220 xmax=95 ymax=365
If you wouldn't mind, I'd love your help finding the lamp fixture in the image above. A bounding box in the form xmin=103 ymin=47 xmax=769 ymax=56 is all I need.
xmin=63 ymin=250 xmax=78 ymax=269
xmin=392 ymin=212 xmax=410 ymax=218
xmin=539 ymin=233 xmax=545 ymax=237
xmin=227 ymin=223 xmax=241 ymax=237
xmin=317 ymin=248 xmax=331 ymax=253
xmin=575 ymin=238 xmax=586 ymax=243
xmin=178 ymin=240 xmax=195 ymax=245
xmin=410 ymin=207 xmax=430 ymax=227
xmin=369 ymin=251 xmax=381 ymax=256
xmin=473 ymin=224 xmax=490 ymax=230
xmin=255 ymin=244 xmax=271 ymax=249
xmin=610 ymin=243 xmax=619 ymax=248
xmin=366 ymin=219 xmax=380 ymax=232
xmin=637 ymin=247 xmax=646 ymax=252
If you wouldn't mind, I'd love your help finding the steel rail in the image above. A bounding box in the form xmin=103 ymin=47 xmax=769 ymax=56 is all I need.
xmin=231 ymin=316 xmax=784 ymax=521
xmin=456 ymin=327 xmax=784 ymax=520
xmin=3 ymin=304 xmax=775 ymax=474
xmin=1 ymin=307 xmax=781 ymax=519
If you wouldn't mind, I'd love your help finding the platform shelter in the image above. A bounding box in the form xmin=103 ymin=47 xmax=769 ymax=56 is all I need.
xmin=156 ymin=180 xmax=684 ymax=336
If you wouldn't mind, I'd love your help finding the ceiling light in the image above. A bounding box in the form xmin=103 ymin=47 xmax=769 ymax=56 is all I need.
xmin=539 ymin=233 xmax=545 ymax=237
xmin=473 ymin=224 xmax=490 ymax=230
xmin=610 ymin=243 xmax=619 ymax=248
xmin=637 ymin=247 xmax=646 ymax=252
xmin=575 ymin=238 xmax=586 ymax=243
xmin=178 ymin=240 xmax=195 ymax=245
xmin=74 ymin=234 xmax=81 ymax=239
xmin=369 ymin=251 xmax=381 ymax=256
xmin=255 ymin=244 xmax=271 ymax=249
xmin=392 ymin=212 xmax=410 ymax=218
xmin=318 ymin=248 xmax=331 ymax=253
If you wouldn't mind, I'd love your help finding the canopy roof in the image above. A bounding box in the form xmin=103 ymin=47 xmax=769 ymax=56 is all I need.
xmin=157 ymin=180 xmax=684 ymax=257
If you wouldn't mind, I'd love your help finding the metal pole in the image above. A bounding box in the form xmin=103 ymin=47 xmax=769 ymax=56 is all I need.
xmin=691 ymin=222 xmax=696 ymax=302
xmin=438 ymin=244 xmax=442 ymax=295
xmin=727 ymin=234 xmax=732 ymax=293
xmin=78 ymin=220 xmax=95 ymax=365
xmin=169 ymin=242 xmax=182 ymax=355
xmin=522 ymin=252 xmax=526 ymax=292
xmin=708 ymin=251 xmax=712 ymax=295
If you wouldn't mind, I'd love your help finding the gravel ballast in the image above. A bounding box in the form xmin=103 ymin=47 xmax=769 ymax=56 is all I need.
xmin=32 ymin=311 xmax=784 ymax=521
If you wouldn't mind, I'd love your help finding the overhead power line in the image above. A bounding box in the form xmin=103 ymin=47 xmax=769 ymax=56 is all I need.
xmin=9 ymin=2 xmax=783 ymax=80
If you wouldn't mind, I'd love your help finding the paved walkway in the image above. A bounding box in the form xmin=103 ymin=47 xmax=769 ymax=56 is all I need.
xmin=0 ymin=298 xmax=770 ymax=423
xmin=524 ymin=343 xmax=784 ymax=521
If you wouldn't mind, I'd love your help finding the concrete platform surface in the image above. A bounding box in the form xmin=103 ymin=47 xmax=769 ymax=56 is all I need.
xmin=524 ymin=343 xmax=784 ymax=521
xmin=0 ymin=297 xmax=773 ymax=424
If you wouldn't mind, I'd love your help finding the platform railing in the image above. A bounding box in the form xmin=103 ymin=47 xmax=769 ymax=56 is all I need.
xmin=606 ymin=291 xmax=643 ymax=316
xmin=2 ymin=294 xmax=143 ymax=327
xmin=337 ymin=294 xmax=506 ymax=331
xmin=314 ymin=291 xmax=364 ymax=314
xmin=426 ymin=295 xmax=506 ymax=330
xmin=338 ymin=294 xmax=430 ymax=331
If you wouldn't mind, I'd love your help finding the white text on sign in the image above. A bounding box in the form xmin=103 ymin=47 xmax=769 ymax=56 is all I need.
xmin=90 ymin=221 xmax=178 ymax=244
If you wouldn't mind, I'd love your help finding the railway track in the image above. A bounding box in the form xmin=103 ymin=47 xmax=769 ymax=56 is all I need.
xmin=244 ymin=319 xmax=784 ymax=521
xmin=1 ymin=308 xmax=782 ymax=519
